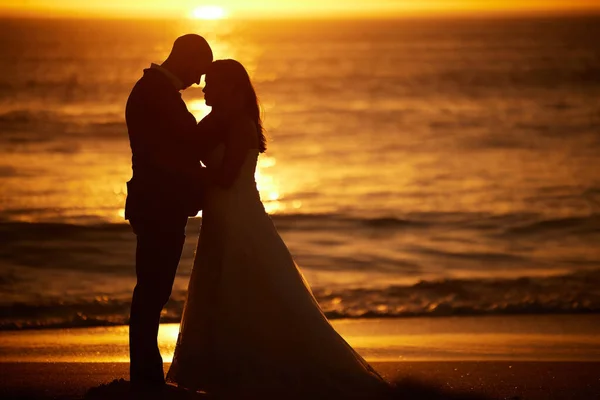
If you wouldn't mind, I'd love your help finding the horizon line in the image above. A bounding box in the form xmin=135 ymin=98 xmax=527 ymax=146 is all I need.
xmin=1 ymin=11 xmax=600 ymax=22
xmin=1 ymin=7 xmax=600 ymax=21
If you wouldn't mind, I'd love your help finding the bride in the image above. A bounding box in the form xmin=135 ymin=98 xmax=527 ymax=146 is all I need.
xmin=166 ymin=59 xmax=392 ymax=399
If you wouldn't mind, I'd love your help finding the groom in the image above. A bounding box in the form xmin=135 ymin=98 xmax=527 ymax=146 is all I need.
xmin=124 ymin=34 xmax=213 ymax=389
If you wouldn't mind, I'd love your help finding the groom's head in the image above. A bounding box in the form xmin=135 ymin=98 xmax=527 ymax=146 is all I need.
xmin=163 ymin=34 xmax=213 ymax=90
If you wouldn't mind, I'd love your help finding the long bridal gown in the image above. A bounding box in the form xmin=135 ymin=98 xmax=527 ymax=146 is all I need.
xmin=166 ymin=144 xmax=391 ymax=399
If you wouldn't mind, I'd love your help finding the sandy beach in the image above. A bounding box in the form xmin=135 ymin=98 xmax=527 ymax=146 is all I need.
xmin=1 ymin=361 xmax=600 ymax=399
xmin=1 ymin=316 xmax=599 ymax=399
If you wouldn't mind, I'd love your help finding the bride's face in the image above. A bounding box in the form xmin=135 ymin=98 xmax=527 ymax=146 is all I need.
xmin=203 ymin=72 xmax=235 ymax=108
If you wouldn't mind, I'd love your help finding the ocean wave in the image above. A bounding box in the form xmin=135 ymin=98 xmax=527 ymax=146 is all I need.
xmin=503 ymin=215 xmax=600 ymax=236
xmin=273 ymin=212 xmax=600 ymax=239
xmin=1 ymin=269 xmax=598 ymax=330
xmin=0 ymin=109 xmax=125 ymax=141
xmin=0 ymin=110 xmax=59 ymax=145
xmin=1 ymin=211 xmax=598 ymax=239
xmin=0 ymin=214 xmax=598 ymax=330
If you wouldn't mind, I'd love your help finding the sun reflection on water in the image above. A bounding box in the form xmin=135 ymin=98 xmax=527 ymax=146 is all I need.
xmin=256 ymin=155 xmax=285 ymax=214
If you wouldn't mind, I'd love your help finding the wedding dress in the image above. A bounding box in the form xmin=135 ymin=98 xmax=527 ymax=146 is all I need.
xmin=166 ymin=144 xmax=391 ymax=399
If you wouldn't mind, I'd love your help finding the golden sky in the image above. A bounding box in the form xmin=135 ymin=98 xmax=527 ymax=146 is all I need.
xmin=1 ymin=0 xmax=599 ymax=18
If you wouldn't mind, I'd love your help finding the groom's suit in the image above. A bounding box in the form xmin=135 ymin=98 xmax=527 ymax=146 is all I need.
xmin=125 ymin=65 xmax=204 ymax=386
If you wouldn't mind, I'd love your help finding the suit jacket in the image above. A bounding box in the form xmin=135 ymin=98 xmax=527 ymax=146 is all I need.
xmin=124 ymin=67 xmax=204 ymax=220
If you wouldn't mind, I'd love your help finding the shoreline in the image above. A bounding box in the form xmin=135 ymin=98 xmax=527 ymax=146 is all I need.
xmin=3 ymin=310 xmax=600 ymax=332
xmin=2 ymin=316 xmax=600 ymax=363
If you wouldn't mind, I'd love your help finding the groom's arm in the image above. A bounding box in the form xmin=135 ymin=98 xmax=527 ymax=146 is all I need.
xmin=129 ymin=85 xmax=204 ymax=181
xmin=194 ymin=113 xmax=227 ymax=163
xmin=160 ymin=106 xmax=225 ymax=164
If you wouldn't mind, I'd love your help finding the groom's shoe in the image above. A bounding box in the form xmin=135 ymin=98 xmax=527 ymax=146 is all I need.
xmin=130 ymin=377 xmax=166 ymax=399
xmin=130 ymin=349 xmax=166 ymax=390
xmin=130 ymin=368 xmax=165 ymax=386
xmin=130 ymin=365 xmax=166 ymax=393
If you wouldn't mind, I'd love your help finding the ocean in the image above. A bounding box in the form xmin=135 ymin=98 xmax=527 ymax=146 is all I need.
xmin=0 ymin=16 xmax=599 ymax=330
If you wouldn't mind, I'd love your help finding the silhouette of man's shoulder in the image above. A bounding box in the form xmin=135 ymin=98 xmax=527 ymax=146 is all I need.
xmin=129 ymin=68 xmax=174 ymax=101
xmin=126 ymin=69 xmax=183 ymax=124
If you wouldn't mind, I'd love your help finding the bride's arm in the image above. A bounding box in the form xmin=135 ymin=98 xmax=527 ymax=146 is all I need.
xmin=211 ymin=119 xmax=256 ymax=188
xmin=194 ymin=113 xmax=225 ymax=163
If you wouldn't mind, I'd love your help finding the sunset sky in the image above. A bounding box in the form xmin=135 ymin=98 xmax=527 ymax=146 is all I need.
xmin=1 ymin=0 xmax=599 ymax=18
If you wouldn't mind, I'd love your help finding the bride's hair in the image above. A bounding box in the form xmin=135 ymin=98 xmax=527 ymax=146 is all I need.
xmin=210 ymin=59 xmax=266 ymax=153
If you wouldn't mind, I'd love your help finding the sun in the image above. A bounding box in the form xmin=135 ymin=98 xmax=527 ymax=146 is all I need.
xmin=191 ymin=5 xmax=227 ymax=20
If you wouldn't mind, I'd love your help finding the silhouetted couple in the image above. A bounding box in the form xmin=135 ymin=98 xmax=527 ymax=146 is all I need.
xmin=124 ymin=34 xmax=392 ymax=399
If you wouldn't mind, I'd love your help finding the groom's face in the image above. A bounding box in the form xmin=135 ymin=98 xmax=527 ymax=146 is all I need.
xmin=181 ymin=54 xmax=213 ymax=89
